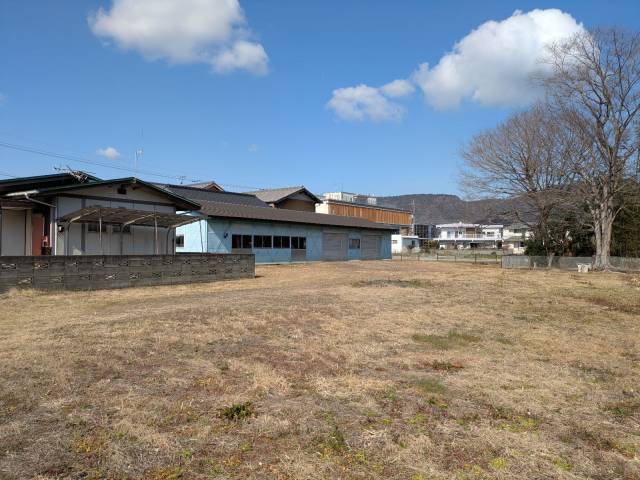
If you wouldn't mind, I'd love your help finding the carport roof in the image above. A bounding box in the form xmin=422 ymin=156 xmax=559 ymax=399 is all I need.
xmin=197 ymin=200 xmax=396 ymax=230
xmin=58 ymin=206 xmax=201 ymax=228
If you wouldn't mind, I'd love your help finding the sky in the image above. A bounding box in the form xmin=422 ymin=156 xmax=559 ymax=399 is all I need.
xmin=1 ymin=1 xmax=640 ymax=196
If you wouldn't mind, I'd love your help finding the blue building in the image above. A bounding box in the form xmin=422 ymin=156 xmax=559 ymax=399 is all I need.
xmin=163 ymin=185 xmax=393 ymax=263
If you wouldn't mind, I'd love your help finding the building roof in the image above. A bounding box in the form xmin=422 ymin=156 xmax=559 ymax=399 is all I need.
xmin=0 ymin=171 xmax=100 ymax=195
xmin=185 ymin=181 xmax=224 ymax=191
xmin=197 ymin=200 xmax=396 ymax=230
xmin=246 ymin=186 xmax=322 ymax=204
xmin=160 ymin=184 xmax=268 ymax=207
xmin=4 ymin=177 xmax=201 ymax=211
xmin=436 ymin=222 xmax=503 ymax=228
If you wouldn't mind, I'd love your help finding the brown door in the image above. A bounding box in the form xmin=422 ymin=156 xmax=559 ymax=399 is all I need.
xmin=31 ymin=214 xmax=44 ymax=256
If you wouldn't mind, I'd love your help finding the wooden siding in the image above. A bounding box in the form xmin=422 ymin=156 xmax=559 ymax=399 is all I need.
xmin=274 ymin=198 xmax=316 ymax=212
xmin=326 ymin=202 xmax=412 ymax=226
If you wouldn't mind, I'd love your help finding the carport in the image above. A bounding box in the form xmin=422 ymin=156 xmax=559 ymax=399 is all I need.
xmin=58 ymin=206 xmax=201 ymax=255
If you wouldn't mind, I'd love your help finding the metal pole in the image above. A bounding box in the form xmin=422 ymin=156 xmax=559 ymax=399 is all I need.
xmin=120 ymin=223 xmax=124 ymax=255
xmin=154 ymin=215 xmax=158 ymax=255
xmin=99 ymin=212 xmax=103 ymax=255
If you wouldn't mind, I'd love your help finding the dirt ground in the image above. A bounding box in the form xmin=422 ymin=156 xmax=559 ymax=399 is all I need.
xmin=1 ymin=260 xmax=639 ymax=479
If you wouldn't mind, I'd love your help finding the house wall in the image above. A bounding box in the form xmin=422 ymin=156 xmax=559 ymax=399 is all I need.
xmin=176 ymin=218 xmax=392 ymax=263
xmin=53 ymin=187 xmax=177 ymax=256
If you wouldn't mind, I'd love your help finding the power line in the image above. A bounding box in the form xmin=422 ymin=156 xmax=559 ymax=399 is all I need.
xmin=0 ymin=140 xmax=267 ymax=191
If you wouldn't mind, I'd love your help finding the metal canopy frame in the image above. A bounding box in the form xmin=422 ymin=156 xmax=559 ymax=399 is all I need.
xmin=57 ymin=206 xmax=201 ymax=255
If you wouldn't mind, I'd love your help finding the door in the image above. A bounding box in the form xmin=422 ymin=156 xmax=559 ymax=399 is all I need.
xmin=1 ymin=209 xmax=27 ymax=255
xmin=31 ymin=214 xmax=44 ymax=256
xmin=322 ymin=232 xmax=348 ymax=261
xmin=361 ymin=235 xmax=381 ymax=260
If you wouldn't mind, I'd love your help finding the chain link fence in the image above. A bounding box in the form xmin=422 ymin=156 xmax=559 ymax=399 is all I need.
xmin=501 ymin=255 xmax=640 ymax=272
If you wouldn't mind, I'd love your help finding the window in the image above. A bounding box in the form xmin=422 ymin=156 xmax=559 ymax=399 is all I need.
xmin=175 ymin=234 xmax=185 ymax=248
xmin=232 ymin=234 xmax=253 ymax=249
xmin=349 ymin=238 xmax=361 ymax=249
xmin=112 ymin=225 xmax=132 ymax=234
xmin=273 ymin=236 xmax=290 ymax=248
xmin=392 ymin=239 xmax=398 ymax=245
xmin=254 ymin=235 xmax=272 ymax=249
xmin=87 ymin=222 xmax=101 ymax=233
xmin=291 ymin=236 xmax=306 ymax=249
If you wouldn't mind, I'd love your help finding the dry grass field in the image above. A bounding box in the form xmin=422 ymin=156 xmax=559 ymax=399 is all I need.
xmin=1 ymin=261 xmax=639 ymax=480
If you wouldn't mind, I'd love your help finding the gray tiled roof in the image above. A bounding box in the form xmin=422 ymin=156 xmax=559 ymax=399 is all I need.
xmin=245 ymin=186 xmax=321 ymax=204
xmin=159 ymin=184 xmax=268 ymax=207
xmin=197 ymin=200 xmax=396 ymax=230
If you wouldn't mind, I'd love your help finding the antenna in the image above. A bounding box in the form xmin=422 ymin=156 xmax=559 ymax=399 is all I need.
xmin=134 ymin=148 xmax=143 ymax=175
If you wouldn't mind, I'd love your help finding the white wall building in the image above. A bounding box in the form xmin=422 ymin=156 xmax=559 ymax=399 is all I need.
xmin=391 ymin=234 xmax=420 ymax=254
xmin=502 ymin=223 xmax=532 ymax=254
xmin=436 ymin=223 xmax=503 ymax=249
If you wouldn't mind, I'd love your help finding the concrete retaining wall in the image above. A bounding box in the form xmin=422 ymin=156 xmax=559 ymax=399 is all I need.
xmin=0 ymin=253 xmax=254 ymax=292
xmin=501 ymin=255 xmax=640 ymax=272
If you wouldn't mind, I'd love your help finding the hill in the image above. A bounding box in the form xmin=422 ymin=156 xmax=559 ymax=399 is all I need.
xmin=378 ymin=194 xmax=519 ymax=225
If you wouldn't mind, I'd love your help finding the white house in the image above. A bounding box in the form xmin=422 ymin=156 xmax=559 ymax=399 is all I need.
xmin=391 ymin=234 xmax=420 ymax=254
xmin=502 ymin=223 xmax=532 ymax=254
xmin=436 ymin=222 xmax=503 ymax=249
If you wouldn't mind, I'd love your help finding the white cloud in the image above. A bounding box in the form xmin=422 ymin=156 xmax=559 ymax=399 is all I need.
xmin=414 ymin=9 xmax=584 ymax=109
xmin=247 ymin=143 xmax=259 ymax=153
xmin=212 ymin=40 xmax=268 ymax=75
xmin=327 ymin=82 xmax=410 ymax=122
xmin=88 ymin=0 xmax=268 ymax=75
xmin=329 ymin=9 xmax=584 ymax=119
xmin=380 ymin=79 xmax=414 ymax=98
xmin=96 ymin=147 xmax=121 ymax=160
xmin=0 ymin=93 xmax=6 ymax=106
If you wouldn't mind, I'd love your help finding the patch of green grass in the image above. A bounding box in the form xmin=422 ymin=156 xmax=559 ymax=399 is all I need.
xmin=218 ymin=402 xmax=255 ymax=422
xmin=552 ymin=457 xmax=572 ymax=471
xmin=489 ymin=457 xmax=507 ymax=469
xmin=412 ymin=330 xmax=480 ymax=350
xmin=604 ymin=399 xmax=640 ymax=418
xmin=415 ymin=378 xmax=446 ymax=395
xmin=501 ymin=416 xmax=541 ymax=433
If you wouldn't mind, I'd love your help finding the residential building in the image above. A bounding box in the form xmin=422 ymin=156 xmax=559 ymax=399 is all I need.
xmin=391 ymin=234 xmax=420 ymax=254
xmin=245 ymin=186 xmax=320 ymax=212
xmin=436 ymin=222 xmax=503 ymax=249
xmin=0 ymin=173 xmax=200 ymax=256
xmin=164 ymin=185 xmax=393 ymax=263
xmin=316 ymin=191 xmax=413 ymax=234
xmin=502 ymin=223 xmax=532 ymax=254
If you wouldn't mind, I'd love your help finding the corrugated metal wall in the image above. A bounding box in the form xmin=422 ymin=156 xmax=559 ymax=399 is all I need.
xmin=177 ymin=218 xmax=392 ymax=263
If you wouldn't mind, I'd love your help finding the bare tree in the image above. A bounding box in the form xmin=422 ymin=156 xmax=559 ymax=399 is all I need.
xmin=544 ymin=29 xmax=640 ymax=269
xmin=460 ymin=104 xmax=578 ymax=255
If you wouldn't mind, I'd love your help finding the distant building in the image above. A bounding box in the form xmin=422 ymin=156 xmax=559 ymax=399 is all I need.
xmin=245 ymin=186 xmax=320 ymax=212
xmin=164 ymin=185 xmax=394 ymax=263
xmin=316 ymin=191 xmax=413 ymax=234
xmin=436 ymin=222 xmax=503 ymax=249
xmin=502 ymin=223 xmax=532 ymax=254
xmin=391 ymin=234 xmax=420 ymax=254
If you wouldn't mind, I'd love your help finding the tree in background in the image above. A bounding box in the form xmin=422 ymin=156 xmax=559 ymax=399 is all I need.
xmin=544 ymin=29 xmax=640 ymax=269
xmin=460 ymin=104 xmax=579 ymax=256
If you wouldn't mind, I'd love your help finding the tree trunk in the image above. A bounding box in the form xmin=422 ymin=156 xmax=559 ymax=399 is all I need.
xmin=593 ymin=204 xmax=614 ymax=270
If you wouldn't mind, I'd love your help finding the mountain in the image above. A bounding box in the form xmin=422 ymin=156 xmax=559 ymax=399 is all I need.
xmin=378 ymin=194 xmax=520 ymax=225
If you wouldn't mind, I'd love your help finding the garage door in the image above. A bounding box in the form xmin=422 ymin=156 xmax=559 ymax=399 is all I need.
xmin=323 ymin=233 xmax=348 ymax=261
xmin=361 ymin=235 xmax=381 ymax=260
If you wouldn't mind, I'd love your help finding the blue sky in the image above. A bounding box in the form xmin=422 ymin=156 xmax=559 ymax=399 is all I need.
xmin=1 ymin=1 xmax=639 ymax=196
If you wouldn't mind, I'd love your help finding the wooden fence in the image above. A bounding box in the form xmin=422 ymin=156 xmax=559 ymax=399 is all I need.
xmin=0 ymin=253 xmax=254 ymax=292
